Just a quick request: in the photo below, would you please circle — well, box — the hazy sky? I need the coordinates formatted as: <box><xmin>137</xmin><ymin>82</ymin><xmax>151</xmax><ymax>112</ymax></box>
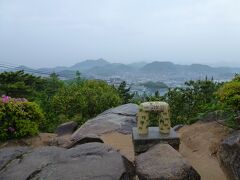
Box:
<box><xmin>1</xmin><ymin>0</ymin><xmax>240</xmax><ymax>68</ymax></box>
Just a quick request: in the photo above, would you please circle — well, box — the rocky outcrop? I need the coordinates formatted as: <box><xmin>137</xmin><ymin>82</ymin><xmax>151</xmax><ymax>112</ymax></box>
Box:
<box><xmin>173</xmin><ymin>124</ymin><xmax>184</xmax><ymax>131</ymax></box>
<box><xmin>99</xmin><ymin>103</ymin><xmax>139</xmax><ymax>116</ymax></box>
<box><xmin>56</xmin><ymin>121</ymin><xmax>78</xmax><ymax>136</ymax></box>
<box><xmin>66</xmin><ymin>134</ymin><xmax>104</xmax><ymax>149</ymax></box>
<box><xmin>71</xmin><ymin>103</ymin><xmax>138</xmax><ymax>141</ymax></box>
<box><xmin>50</xmin><ymin>135</ymin><xmax>72</xmax><ymax>148</ymax></box>
<box><xmin>135</xmin><ymin>144</ymin><xmax>201</xmax><ymax>180</ymax></box>
<box><xmin>0</xmin><ymin>146</ymin><xmax>31</xmax><ymax>171</ymax></box>
<box><xmin>218</xmin><ymin>130</ymin><xmax>240</xmax><ymax>180</ymax></box>
<box><xmin>0</xmin><ymin>143</ymin><xmax>135</xmax><ymax>180</ymax></box>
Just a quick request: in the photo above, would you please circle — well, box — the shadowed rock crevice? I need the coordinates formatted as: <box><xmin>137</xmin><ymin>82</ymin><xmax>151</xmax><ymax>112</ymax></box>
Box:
<box><xmin>26</xmin><ymin>163</ymin><xmax>51</xmax><ymax>180</ymax></box>
<box><xmin>0</xmin><ymin>147</ymin><xmax>31</xmax><ymax>173</ymax></box>
<box><xmin>67</xmin><ymin>134</ymin><xmax>104</xmax><ymax>149</ymax></box>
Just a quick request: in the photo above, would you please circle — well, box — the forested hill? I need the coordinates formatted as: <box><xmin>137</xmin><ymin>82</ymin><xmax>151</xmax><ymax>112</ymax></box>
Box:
<box><xmin>1</xmin><ymin>59</ymin><xmax>239</xmax><ymax>81</ymax></box>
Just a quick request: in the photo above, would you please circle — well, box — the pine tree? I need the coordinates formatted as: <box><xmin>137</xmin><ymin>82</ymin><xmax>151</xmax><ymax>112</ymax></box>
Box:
<box><xmin>117</xmin><ymin>81</ymin><xmax>134</xmax><ymax>103</ymax></box>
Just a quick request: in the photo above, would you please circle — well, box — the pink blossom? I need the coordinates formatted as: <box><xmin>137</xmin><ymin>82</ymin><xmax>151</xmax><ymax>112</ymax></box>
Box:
<box><xmin>1</xmin><ymin>96</ymin><xmax>28</xmax><ymax>103</ymax></box>
<box><xmin>2</xmin><ymin>95</ymin><xmax>10</xmax><ymax>103</ymax></box>
<box><xmin>8</xmin><ymin>127</ymin><xmax>15</xmax><ymax>133</ymax></box>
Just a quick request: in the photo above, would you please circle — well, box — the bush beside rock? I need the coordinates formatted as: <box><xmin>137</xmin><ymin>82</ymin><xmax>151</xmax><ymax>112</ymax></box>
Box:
<box><xmin>0</xmin><ymin>96</ymin><xmax>44</xmax><ymax>141</ymax></box>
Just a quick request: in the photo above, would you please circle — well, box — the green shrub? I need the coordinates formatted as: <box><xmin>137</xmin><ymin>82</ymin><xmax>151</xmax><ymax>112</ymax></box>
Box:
<box><xmin>52</xmin><ymin>80</ymin><xmax>122</xmax><ymax>119</ymax></box>
<box><xmin>217</xmin><ymin>80</ymin><xmax>240</xmax><ymax>111</ymax></box>
<box><xmin>0</xmin><ymin>96</ymin><xmax>44</xmax><ymax>140</ymax></box>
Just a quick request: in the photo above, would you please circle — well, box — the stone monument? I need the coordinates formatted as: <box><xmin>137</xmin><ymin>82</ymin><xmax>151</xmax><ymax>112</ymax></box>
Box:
<box><xmin>132</xmin><ymin>101</ymin><xmax>180</xmax><ymax>154</ymax></box>
<box><xmin>137</xmin><ymin>101</ymin><xmax>171</xmax><ymax>134</ymax></box>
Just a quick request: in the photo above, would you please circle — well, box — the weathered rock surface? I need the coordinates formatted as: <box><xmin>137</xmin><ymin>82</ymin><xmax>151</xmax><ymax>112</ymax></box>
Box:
<box><xmin>0</xmin><ymin>142</ymin><xmax>135</xmax><ymax>180</ymax></box>
<box><xmin>100</xmin><ymin>103</ymin><xmax>139</xmax><ymax>116</ymax></box>
<box><xmin>218</xmin><ymin>130</ymin><xmax>240</xmax><ymax>180</ymax></box>
<box><xmin>50</xmin><ymin>135</ymin><xmax>72</xmax><ymax>148</ymax></box>
<box><xmin>136</xmin><ymin>144</ymin><xmax>201</xmax><ymax>180</ymax></box>
<box><xmin>67</xmin><ymin>134</ymin><xmax>104</xmax><ymax>148</ymax></box>
<box><xmin>0</xmin><ymin>146</ymin><xmax>31</xmax><ymax>171</ymax></box>
<box><xmin>56</xmin><ymin>121</ymin><xmax>78</xmax><ymax>136</ymax></box>
<box><xmin>173</xmin><ymin>124</ymin><xmax>184</xmax><ymax>131</ymax></box>
<box><xmin>72</xmin><ymin>103</ymin><xmax>138</xmax><ymax>141</ymax></box>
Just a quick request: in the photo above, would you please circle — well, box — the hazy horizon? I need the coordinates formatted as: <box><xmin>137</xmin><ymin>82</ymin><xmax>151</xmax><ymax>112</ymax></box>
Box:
<box><xmin>1</xmin><ymin>0</ymin><xmax>240</xmax><ymax>68</ymax></box>
<box><xmin>1</xmin><ymin>58</ymin><xmax>240</xmax><ymax>70</ymax></box>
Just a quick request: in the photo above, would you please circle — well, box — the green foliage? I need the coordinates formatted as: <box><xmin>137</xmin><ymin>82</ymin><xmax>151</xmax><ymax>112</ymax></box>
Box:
<box><xmin>233</xmin><ymin>73</ymin><xmax>240</xmax><ymax>81</ymax></box>
<box><xmin>215</xmin><ymin>74</ymin><xmax>240</xmax><ymax>128</ymax></box>
<box><xmin>52</xmin><ymin>85</ymin><xmax>85</xmax><ymax>118</ymax></box>
<box><xmin>129</xmin><ymin>76</ymin><xmax>239</xmax><ymax>128</ymax></box>
<box><xmin>34</xmin><ymin>73</ymin><xmax>65</xmax><ymax>132</ymax></box>
<box><xmin>51</xmin><ymin>80</ymin><xmax>122</xmax><ymax>126</ymax></box>
<box><xmin>0</xmin><ymin>71</ymin><xmax>125</xmax><ymax>133</ymax></box>
<box><xmin>0</xmin><ymin>71</ymin><xmax>45</xmax><ymax>100</ymax></box>
<box><xmin>65</xmin><ymin>71</ymin><xmax>84</xmax><ymax>86</ymax></box>
<box><xmin>217</xmin><ymin>79</ymin><xmax>240</xmax><ymax>111</ymax></box>
<box><xmin>133</xmin><ymin>78</ymin><xmax>222</xmax><ymax>126</ymax></box>
<box><xmin>117</xmin><ymin>81</ymin><xmax>134</xmax><ymax>103</ymax></box>
<box><xmin>130</xmin><ymin>90</ymin><xmax>164</xmax><ymax>105</ymax></box>
<box><xmin>1</xmin><ymin>70</ymin><xmax>239</xmax><ymax>136</ymax></box>
<box><xmin>163</xmin><ymin>79</ymin><xmax>220</xmax><ymax>126</ymax></box>
<box><xmin>148</xmin><ymin>112</ymin><xmax>160</xmax><ymax>127</ymax></box>
<box><xmin>0</xmin><ymin>97</ymin><xmax>44</xmax><ymax>140</ymax></box>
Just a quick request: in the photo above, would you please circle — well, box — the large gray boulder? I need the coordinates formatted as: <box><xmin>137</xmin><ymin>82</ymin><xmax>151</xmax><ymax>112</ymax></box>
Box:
<box><xmin>218</xmin><ymin>130</ymin><xmax>240</xmax><ymax>180</ymax></box>
<box><xmin>66</xmin><ymin>133</ymin><xmax>104</xmax><ymax>148</ymax></box>
<box><xmin>56</xmin><ymin>121</ymin><xmax>78</xmax><ymax>136</ymax></box>
<box><xmin>100</xmin><ymin>103</ymin><xmax>139</xmax><ymax>116</ymax></box>
<box><xmin>0</xmin><ymin>143</ymin><xmax>135</xmax><ymax>180</ymax></box>
<box><xmin>0</xmin><ymin>146</ymin><xmax>31</xmax><ymax>171</ymax></box>
<box><xmin>135</xmin><ymin>144</ymin><xmax>200</xmax><ymax>180</ymax></box>
<box><xmin>71</xmin><ymin>103</ymin><xmax>138</xmax><ymax>141</ymax></box>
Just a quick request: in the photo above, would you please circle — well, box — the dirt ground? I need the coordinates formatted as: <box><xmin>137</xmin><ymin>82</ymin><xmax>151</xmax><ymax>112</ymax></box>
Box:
<box><xmin>101</xmin><ymin>132</ymin><xmax>135</xmax><ymax>162</ymax></box>
<box><xmin>178</xmin><ymin>121</ymin><xmax>230</xmax><ymax>180</ymax></box>
<box><xmin>0</xmin><ymin>133</ymin><xmax>57</xmax><ymax>148</ymax></box>
<box><xmin>102</xmin><ymin>121</ymin><xmax>231</xmax><ymax>180</ymax></box>
<box><xmin>0</xmin><ymin>121</ymin><xmax>231</xmax><ymax>180</ymax></box>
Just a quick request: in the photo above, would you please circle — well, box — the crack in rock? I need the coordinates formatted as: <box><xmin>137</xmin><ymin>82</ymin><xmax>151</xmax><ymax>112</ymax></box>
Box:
<box><xmin>0</xmin><ymin>151</ymin><xmax>30</xmax><ymax>173</ymax></box>
<box><xmin>26</xmin><ymin>163</ymin><xmax>51</xmax><ymax>180</ymax></box>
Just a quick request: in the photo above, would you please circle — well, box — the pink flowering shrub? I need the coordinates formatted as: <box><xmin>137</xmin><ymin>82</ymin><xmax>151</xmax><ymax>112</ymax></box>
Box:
<box><xmin>0</xmin><ymin>95</ymin><xmax>44</xmax><ymax>140</ymax></box>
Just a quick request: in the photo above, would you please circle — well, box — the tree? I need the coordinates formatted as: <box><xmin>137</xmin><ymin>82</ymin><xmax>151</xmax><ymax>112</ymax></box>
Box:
<box><xmin>0</xmin><ymin>71</ymin><xmax>45</xmax><ymax>100</ymax></box>
<box><xmin>217</xmin><ymin>79</ymin><xmax>240</xmax><ymax>111</ymax></box>
<box><xmin>117</xmin><ymin>81</ymin><xmax>134</xmax><ymax>103</ymax></box>
<box><xmin>52</xmin><ymin>80</ymin><xmax>122</xmax><ymax>120</ymax></box>
<box><xmin>162</xmin><ymin>79</ymin><xmax>220</xmax><ymax>125</ymax></box>
<box><xmin>75</xmin><ymin>71</ymin><xmax>82</xmax><ymax>85</ymax></box>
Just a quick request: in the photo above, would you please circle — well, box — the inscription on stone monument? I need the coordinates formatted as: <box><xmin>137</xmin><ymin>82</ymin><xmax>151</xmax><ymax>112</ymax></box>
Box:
<box><xmin>137</xmin><ymin>101</ymin><xmax>171</xmax><ymax>134</ymax></box>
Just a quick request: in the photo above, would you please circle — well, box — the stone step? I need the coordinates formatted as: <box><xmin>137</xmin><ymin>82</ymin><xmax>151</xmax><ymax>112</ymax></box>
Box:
<box><xmin>132</xmin><ymin>127</ymin><xmax>180</xmax><ymax>154</ymax></box>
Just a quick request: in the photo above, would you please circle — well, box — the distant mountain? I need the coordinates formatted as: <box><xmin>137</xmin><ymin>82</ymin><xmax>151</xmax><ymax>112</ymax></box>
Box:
<box><xmin>128</xmin><ymin>61</ymin><xmax>147</xmax><ymax>69</ymax></box>
<box><xmin>38</xmin><ymin>66</ymin><xmax>68</xmax><ymax>73</ymax></box>
<box><xmin>70</xmin><ymin>58</ymin><xmax>110</xmax><ymax>71</ymax></box>
<box><xmin>1</xmin><ymin>59</ymin><xmax>239</xmax><ymax>84</ymax></box>
<box><xmin>188</xmin><ymin>64</ymin><xmax>213</xmax><ymax>73</ymax></box>
<box><xmin>140</xmin><ymin>61</ymin><xmax>239</xmax><ymax>75</ymax></box>
<box><xmin>140</xmin><ymin>61</ymin><xmax>178</xmax><ymax>73</ymax></box>
<box><xmin>88</xmin><ymin>63</ymin><xmax>135</xmax><ymax>76</ymax></box>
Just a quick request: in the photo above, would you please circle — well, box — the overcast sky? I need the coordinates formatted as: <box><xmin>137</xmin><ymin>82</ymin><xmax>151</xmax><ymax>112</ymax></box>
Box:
<box><xmin>0</xmin><ymin>0</ymin><xmax>240</xmax><ymax>68</ymax></box>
